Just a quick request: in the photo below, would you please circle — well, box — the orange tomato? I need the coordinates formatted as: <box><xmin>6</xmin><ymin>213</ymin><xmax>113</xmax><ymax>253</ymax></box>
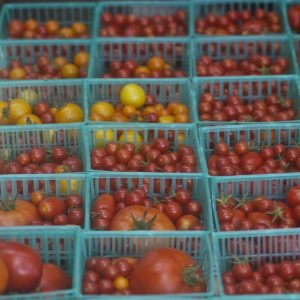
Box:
<box><xmin>90</xmin><ymin>113</ymin><xmax>106</xmax><ymax>122</ymax></box>
<box><xmin>142</xmin><ymin>106</ymin><xmax>157</xmax><ymax>116</ymax></box>
<box><xmin>16</xmin><ymin>114</ymin><xmax>42</xmax><ymax>125</ymax></box>
<box><xmin>122</xmin><ymin>105</ymin><xmax>137</xmax><ymax>118</ymax></box>
<box><xmin>134</xmin><ymin>66</ymin><xmax>150</xmax><ymax>77</ymax></box>
<box><xmin>71</xmin><ymin>22</ymin><xmax>88</xmax><ymax>36</ymax></box>
<box><xmin>114</xmin><ymin>276</ymin><xmax>129</xmax><ymax>291</ymax></box>
<box><xmin>111</xmin><ymin>112</ymin><xmax>128</xmax><ymax>122</ymax></box>
<box><xmin>147</xmin><ymin>56</ymin><xmax>165</xmax><ymax>71</ymax></box>
<box><xmin>0</xmin><ymin>258</ymin><xmax>8</xmax><ymax>294</ymax></box>
<box><xmin>175</xmin><ymin>114</ymin><xmax>189</xmax><ymax>123</ymax></box>
<box><xmin>9</xmin><ymin>67</ymin><xmax>26</xmax><ymax>80</ymax></box>
<box><xmin>60</xmin><ymin>64</ymin><xmax>78</xmax><ymax>78</ymax></box>
<box><xmin>45</xmin><ymin>20</ymin><xmax>60</xmax><ymax>35</ymax></box>
<box><xmin>115</xmin><ymin>104</ymin><xmax>123</xmax><ymax>112</ymax></box>
<box><xmin>167</xmin><ymin>101</ymin><xmax>180</xmax><ymax>114</ymax></box>
<box><xmin>90</xmin><ymin>101</ymin><xmax>115</xmax><ymax>121</ymax></box>
<box><xmin>54</xmin><ymin>103</ymin><xmax>84</xmax><ymax>123</ymax></box>
<box><xmin>155</xmin><ymin>103</ymin><xmax>164</xmax><ymax>112</ymax></box>
<box><xmin>73</xmin><ymin>51</ymin><xmax>89</xmax><ymax>68</ymax></box>
<box><xmin>159</xmin><ymin>115</ymin><xmax>175</xmax><ymax>123</ymax></box>
<box><xmin>58</xmin><ymin>27</ymin><xmax>74</xmax><ymax>38</ymax></box>
<box><xmin>177</xmin><ymin>131</ymin><xmax>186</xmax><ymax>145</ymax></box>
<box><xmin>25</xmin><ymin>19</ymin><xmax>39</xmax><ymax>31</ymax></box>
<box><xmin>158</xmin><ymin>109</ymin><xmax>169</xmax><ymax>116</ymax></box>
<box><xmin>163</xmin><ymin>63</ymin><xmax>173</xmax><ymax>70</ymax></box>
<box><xmin>173</xmin><ymin>104</ymin><xmax>188</xmax><ymax>115</ymax></box>
<box><xmin>54</xmin><ymin>56</ymin><xmax>68</xmax><ymax>69</ymax></box>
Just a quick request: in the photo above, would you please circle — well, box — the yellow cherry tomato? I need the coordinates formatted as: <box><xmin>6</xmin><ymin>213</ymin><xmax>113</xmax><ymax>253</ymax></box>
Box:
<box><xmin>159</xmin><ymin>115</ymin><xmax>175</xmax><ymax>123</ymax></box>
<box><xmin>54</xmin><ymin>103</ymin><xmax>84</xmax><ymax>123</ymax></box>
<box><xmin>0</xmin><ymin>101</ymin><xmax>9</xmax><ymax>125</ymax></box>
<box><xmin>8</xmin><ymin>98</ymin><xmax>32</xmax><ymax>124</ymax></box>
<box><xmin>173</xmin><ymin>104</ymin><xmax>188</xmax><ymax>115</ymax></box>
<box><xmin>114</xmin><ymin>276</ymin><xmax>129</xmax><ymax>291</ymax></box>
<box><xmin>118</xmin><ymin>130</ymin><xmax>143</xmax><ymax>144</ymax></box>
<box><xmin>59</xmin><ymin>179</ymin><xmax>79</xmax><ymax>194</ymax></box>
<box><xmin>120</xmin><ymin>84</ymin><xmax>146</xmax><ymax>108</ymax></box>
<box><xmin>73</xmin><ymin>51</ymin><xmax>90</xmax><ymax>67</ymax></box>
<box><xmin>16</xmin><ymin>114</ymin><xmax>42</xmax><ymax>125</ymax></box>
<box><xmin>177</xmin><ymin>131</ymin><xmax>186</xmax><ymax>145</ymax></box>
<box><xmin>95</xmin><ymin>129</ymin><xmax>114</xmax><ymax>147</ymax></box>
<box><xmin>90</xmin><ymin>101</ymin><xmax>115</xmax><ymax>121</ymax></box>
<box><xmin>60</xmin><ymin>63</ymin><xmax>78</xmax><ymax>78</ymax></box>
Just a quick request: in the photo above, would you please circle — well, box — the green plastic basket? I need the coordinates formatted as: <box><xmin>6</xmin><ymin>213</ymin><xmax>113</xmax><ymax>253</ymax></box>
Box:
<box><xmin>213</xmin><ymin>229</ymin><xmax>300</xmax><ymax>299</ymax></box>
<box><xmin>199</xmin><ymin>123</ymin><xmax>300</xmax><ymax>178</ymax></box>
<box><xmin>0</xmin><ymin>173</ymin><xmax>86</xmax><ymax>227</ymax></box>
<box><xmin>0</xmin><ymin>39</ymin><xmax>91</xmax><ymax>78</ymax></box>
<box><xmin>85</xmin><ymin>78</ymin><xmax>197</xmax><ymax>124</ymax></box>
<box><xmin>90</xmin><ymin>38</ymin><xmax>192</xmax><ymax>78</ymax></box>
<box><xmin>96</xmin><ymin>1</ymin><xmax>191</xmax><ymax>38</ymax></box>
<box><xmin>193</xmin><ymin>35</ymin><xmax>298</xmax><ymax>77</ymax></box>
<box><xmin>0</xmin><ymin>79</ymin><xmax>86</xmax><ymax>123</ymax></box>
<box><xmin>0</xmin><ymin>226</ymin><xmax>80</xmax><ymax>300</ymax></box>
<box><xmin>86</xmin><ymin>173</ymin><xmax>212</xmax><ymax>231</ymax></box>
<box><xmin>194</xmin><ymin>75</ymin><xmax>300</xmax><ymax>126</ymax></box>
<box><xmin>191</xmin><ymin>0</ymin><xmax>288</xmax><ymax>36</ymax></box>
<box><xmin>76</xmin><ymin>231</ymin><xmax>214</xmax><ymax>298</ymax></box>
<box><xmin>0</xmin><ymin>2</ymin><xmax>96</xmax><ymax>39</ymax></box>
<box><xmin>211</xmin><ymin>173</ymin><xmax>300</xmax><ymax>231</ymax></box>
<box><xmin>0</xmin><ymin>124</ymin><xmax>86</xmax><ymax>173</ymax></box>
<box><xmin>85</xmin><ymin>123</ymin><xmax>202</xmax><ymax>174</ymax></box>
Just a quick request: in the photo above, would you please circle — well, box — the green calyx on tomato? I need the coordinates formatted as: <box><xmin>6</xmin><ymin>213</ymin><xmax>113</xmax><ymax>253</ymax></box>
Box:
<box><xmin>130</xmin><ymin>209</ymin><xmax>157</xmax><ymax>230</ymax></box>
<box><xmin>182</xmin><ymin>264</ymin><xmax>206</xmax><ymax>287</ymax></box>
<box><xmin>0</xmin><ymin>194</ymin><xmax>18</xmax><ymax>211</ymax></box>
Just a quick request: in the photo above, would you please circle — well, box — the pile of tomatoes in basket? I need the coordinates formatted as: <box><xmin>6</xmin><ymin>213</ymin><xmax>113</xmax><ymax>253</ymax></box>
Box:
<box><xmin>83</xmin><ymin>247</ymin><xmax>206</xmax><ymax>295</ymax></box>
<box><xmin>102</xmin><ymin>56</ymin><xmax>186</xmax><ymax>78</ymax></box>
<box><xmin>99</xmin><ymin>10</ymin><xmax>187</xmax><ymax>37</ymax></box>
<box><xmin>90</xmin><ymin>187</ymin><xmax>204</xmax><ymax>231</ymax></box>
<box><xmin>216</xmin><ymin>185</ymin><xmax>300</xmax><ymax>231</ymax></box>
<box><xmin>90</xmin><ymin>83</ymin><xmax>189</xmax><ymax>123</ymax></box>
<box><xmin>8</xmin><ymin>19</ymin><xmax>89</xmax><ymax>39</ymax></box>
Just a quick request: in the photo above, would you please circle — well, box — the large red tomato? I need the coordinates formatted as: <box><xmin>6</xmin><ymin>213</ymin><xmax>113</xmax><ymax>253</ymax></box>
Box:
<box><xmin>129</xmin><ymin>248</ymin><xmax>206</xmax><ymax>294</ymax></box>
<box><xmin>287</xmin><ymin>186</ymin><xmax>300</xmax><ymax>207</ymax></box>
<box><xmin>0</xmin><ymin>241</ymin><xmax>42</xmax><ymax>293</ymax></box>
<box><xmin>0</xmin><ymin>199</ymin><xmax>40</xmax><ymax>226</ymax></box>
<box><xmin>39</xmin><ymin>263</ymin><xmax>71</xmax><ymax>292</ymax></box>
<box><xmin>110</xmin><ymin>205</ymin><xmax>175</xmax><ymax>230</ymax></box>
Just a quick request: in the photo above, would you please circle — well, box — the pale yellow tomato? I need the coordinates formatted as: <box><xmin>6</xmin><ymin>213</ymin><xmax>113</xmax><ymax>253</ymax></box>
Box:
<box><xmin>120</xmin><ymin>84</ymin><xmax>145</xmax><ymax>108</ymax></box>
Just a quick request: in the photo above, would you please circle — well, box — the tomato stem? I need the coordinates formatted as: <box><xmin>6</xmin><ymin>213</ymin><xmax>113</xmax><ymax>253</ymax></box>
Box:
<box><xmin>182</xmin><ymin>264</ymin><xmax>206</xmax><ymax>287</ymax></box>
<box><xmin>0</xmin><ymin>193</ymin><xmax>18</xmax><ymax>211</ymax></box>
<box><xmin>130</xmin><ymin>209</ymin><xmax>157</xmax><ymax>230</ymax></box>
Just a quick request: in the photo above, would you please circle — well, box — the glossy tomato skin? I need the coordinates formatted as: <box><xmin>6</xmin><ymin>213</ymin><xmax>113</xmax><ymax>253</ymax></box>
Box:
<box><xmin>39</xmin><ymin>263</ymin><xmax>71</xmax><ymax>292</ymax></box>
<box><xmin>130</xmin><ymin>248</ymin><xmax>206</xmax><ymax>294</ymax></box>
<box><xmin>0</xmin><ymin>241</ymin><xmax>43</xmax><ymax>293</ymax></box>
<box><xmin>287</xmin><ymin>186</ymin><xmax>300</xmax><ymax>207</ymax></box>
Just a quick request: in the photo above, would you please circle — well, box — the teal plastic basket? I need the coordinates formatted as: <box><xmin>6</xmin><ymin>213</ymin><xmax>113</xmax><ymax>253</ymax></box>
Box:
<box><xmin>0</xmin><ymin>79</ymin><xmax>86</xmax><ymax>123</ymax></box>
<box><xmin>194</xmin><ymin>75</ymin><xmax>300</xmax><ymax>126</ymax></box>
<box><xmin>90</xmin><ymin>38</ymin><xmax>191</xmax><ymax>78</ymax></box>
<box><xmin>192</xmin><ymin>0</ymin><xmax>288</xmax><ymax>36</ymax></box>
<box><xmin>0</xmin><ymin>226</ymin><xmax>80</xmax><ymax>300</ymax></box>
<box><xmin>85</xmin><ymin>123</ymin><xmax>202</xmax><ymax>174</ymax></box>
<box><xmin>193</xmin><ymin>35</ymin><xmax>298</xmax><ymax>77</ymax></box>
<box><xmin>76</xmin><ymin>231</ymin><xmax>214</xmax><ymax>298</ymax></box>
<box><xmin>85</xmin><ymin>78</ymin><xmax>197</xmax><ymax>124</ymax></box>
<box><xmin>86</xmin><ymin>173</ymin><xmax>212</xmax><ymax>231</ymax></box>
<box><xmin>0</xmin><ymin>3</ymin><xmax>96</xmax><ymax>39</ymax></box>
<box><xmin>0</xmin><ymin>40</ymin><xmax>91</xmax><ymax>78</ymax></box>
<box><xmin>211</xmin><ymin>173</ymin><xmax>300</xmax><ymax>231</ymax></box>
<box><xmin>96</xmin><ymin>1</ymin><xmax>191</xmax><ymax>38</ymax></box>
<box><xmin>213</xmin><ymin>229</ymin><xmax>300</xmax><ymax>299</ymax></box>
<box><xmin>0</xmin><ymin>173</ymin><xmax>86</xmax><ymax>228</ymax></box>
<box><xmin>0</xmin><ymin>124</ymin><xmax>86</xmax><ymax>173</ymax></box>
<box><xmin>199</xmin><ymin>123</ymin><xmax>300</xmax><ymax>177</ymax></box>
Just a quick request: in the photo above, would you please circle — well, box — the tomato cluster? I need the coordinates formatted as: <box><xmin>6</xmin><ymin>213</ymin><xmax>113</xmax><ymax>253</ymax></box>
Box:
<box><xmin>0</xmin><ymin>51</ymin><xmax>89</xmax><ymax>80</ymax></box>
<box><xmin>102</xmin><ymin>56</ymin><xmax>186</xmax><ymax>78</ymax></box>
<box><xmin>223</xmin><ymin>260</ymin><xmax>300</xmax><ymax>295</ymax></box>
<box><xmin>216</xmin><ymin>191</ymin><xmax>300</xmax><ymax>231</ymax></box>
<box><xmin>196</xmin><ymin>54</ymin><xmax>289</xmax><ymax>76</ymax></box>
<box><xmin>91</xmin><ymin>187</ymin><xmax>204</xmax><ymax>231</ymax></box>
<box><xmin>8</xmin><ymin>19</ymin><xmax>89</xmax><ymax>39</ymax></box>
<box><xmin>1</xmin><ymin>146</ymin><xmax>82</xmax><ymax>175</ymax></box>
<box><xmin>198</xmin><ymin>93</ymin><xmax>296</xmax><ymax>122</ymax></box>
<box><xmin>0</xmin><ymin>240</ymin><xmax>71</xmax><ymax>295</ymax></box>
<box><xmin>195</xmin><ymin>8</ymin><xmax>281</xmax><ymax>35</ymax></box>
<box><xmin>90</xmin><ymin>83</ymin><xmax>189</xmax><ymax>123</ymax></box>
<box><xmin>208</xmin><ymin>141</ymin><xmax>300</xmax><ymax>176</ymax></box>
<box><xmin>99</xmin><ymin>10</ymin><xmax>187</xmax><ymax>37</ymax></box>
<box><xmin>83</xmin><ymin>248</ymin><xmax>205</xmax><ymax>295</ymax></box>
<box><xmin>91</xmin><ymin>138</ymin><xmax>198</xmax><ymax>173</ymax></box>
